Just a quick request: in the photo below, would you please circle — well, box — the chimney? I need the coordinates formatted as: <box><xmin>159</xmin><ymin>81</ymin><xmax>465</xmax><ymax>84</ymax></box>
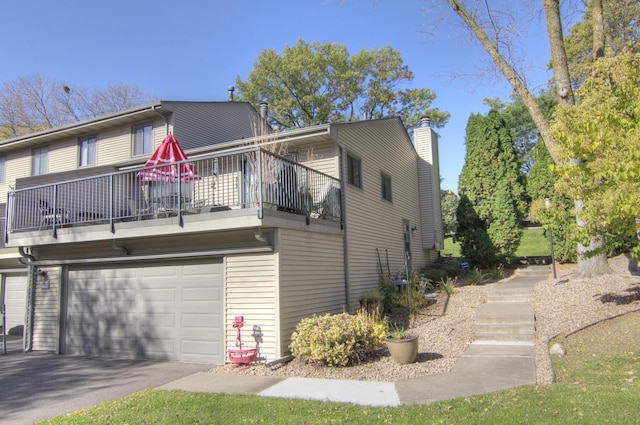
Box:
<box><xmin>420</xmin><ymin>115</ymin><xmax>431</xmax><ymax>128</ymax></box>
<box><xmin>259</xmin><ymin>102</ymin><xmax>268</xmax><ymax>120</ymax></box>
<box><xmin>227</xmin><ymin>86</ymin><xmax>235</xmax><ymax>101</ymax></box>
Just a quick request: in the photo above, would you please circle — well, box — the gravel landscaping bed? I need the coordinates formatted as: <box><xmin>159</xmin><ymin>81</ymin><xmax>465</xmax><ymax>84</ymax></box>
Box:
<box><xmin>211</xmin><ymin>254</ymin><xmax>640</xmax><ymax>384</ymax></box>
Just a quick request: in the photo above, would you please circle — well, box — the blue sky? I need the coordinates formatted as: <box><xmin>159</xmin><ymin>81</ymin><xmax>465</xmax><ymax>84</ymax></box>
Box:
<box><xmin>1</xmin><ymin>0</ymin><xmax>554</xmax><ymax>192</ymax></box>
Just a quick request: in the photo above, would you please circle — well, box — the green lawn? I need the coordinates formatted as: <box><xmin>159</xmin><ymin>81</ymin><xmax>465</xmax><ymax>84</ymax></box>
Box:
<box><xmin>39</xmin><ymin>312</ymin><xmax>640</xmax><ymax>425</ymax></box>
<box><xmin>442</xmin><ymin>227</ymin><xmax>551</xmax><ymax>258</ymax></box>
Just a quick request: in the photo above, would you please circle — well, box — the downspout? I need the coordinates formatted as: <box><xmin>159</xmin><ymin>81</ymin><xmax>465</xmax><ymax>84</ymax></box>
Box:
<box><xmin>152</xmin><ymin>104</ymin><xmax>170</xmax><ymax>135</ymax></box>
<box><xmin>18</xmin><ymin>247</ymin><xmax>36</xmax><ymax>352</ymax></box>
<box><xmin>338</xmin><ymin>146</ymin><xmax>351</xmax><ymax>310</ymax></box>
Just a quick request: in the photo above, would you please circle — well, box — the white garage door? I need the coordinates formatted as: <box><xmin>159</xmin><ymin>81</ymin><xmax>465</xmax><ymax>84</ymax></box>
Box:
<box><xmin>65</xmin><ymin>259</ymin><xmax>224</xmax><ymax>363</ymax></box>
<box><xmin>2</xmin><ymin>274</ymin><xmax>27</xmax><ymax>334</ymax></box>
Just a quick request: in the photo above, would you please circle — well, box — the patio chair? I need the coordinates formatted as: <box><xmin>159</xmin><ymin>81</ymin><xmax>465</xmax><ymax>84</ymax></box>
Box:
<box><xmin>39</xmin><ymin>200</ymin><xmax>67</xmax><ymax>229</ymax></box>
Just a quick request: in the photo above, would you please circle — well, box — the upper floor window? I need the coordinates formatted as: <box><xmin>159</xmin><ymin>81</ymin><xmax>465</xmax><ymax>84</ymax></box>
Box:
<box><xmin>79</xmin><ymin>136</ymin><xmax>97</xmax><ymax>167</ymax></box>
<box><xmin>133</xmin><ymin>124</ymin><xmax>153</xmax><ymax>156</ymax></box>
<box><xmin>32</xmin><ymin>146</ymin><xmax>49</xmax><ymax>176</ymax></box>
<box><xmin>347</xmin><ymin>153</ymin><xmax>362</xmax><ymax>188</ymax></box>
<box><xmin>0</xmin><ymin>157</ymin><xmax>5</xmax><ymax>183</ymax></box>
<box><xmin>381</xmin><ymin>173</ymin><xmax>392</xmax><ymax>202</ymax></box>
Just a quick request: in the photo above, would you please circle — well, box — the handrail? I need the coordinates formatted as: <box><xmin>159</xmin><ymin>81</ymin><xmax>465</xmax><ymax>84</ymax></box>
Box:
<box><xmin>5</xmin><ymin>148</ymin><xmax>341</xmax><ymax>237</ymax></box>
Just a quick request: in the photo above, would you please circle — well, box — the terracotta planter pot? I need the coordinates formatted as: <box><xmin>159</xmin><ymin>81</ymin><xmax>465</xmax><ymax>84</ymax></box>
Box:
<box><xmin>386</xmin><ymin>334</ymin><xmax>419</xmax><ymax>364</ymax></box>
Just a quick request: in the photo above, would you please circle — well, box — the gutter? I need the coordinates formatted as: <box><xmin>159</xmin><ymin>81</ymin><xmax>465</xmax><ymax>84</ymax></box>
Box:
<box><xmin>18</xmin><ymin>247</ymin><xmax>36</xmax><ymax>352</ymax></box>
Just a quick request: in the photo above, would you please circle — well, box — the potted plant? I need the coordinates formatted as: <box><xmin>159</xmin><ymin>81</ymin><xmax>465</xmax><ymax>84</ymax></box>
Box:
<box><xmin>386</xmin><ymin>324</ymin><xmax>419</xmax><ymax>364</ymax></box>
<box><xmin>359</xmin><ymin>290</ymin><xmax>384</xmax><ymax>319</ymax></box>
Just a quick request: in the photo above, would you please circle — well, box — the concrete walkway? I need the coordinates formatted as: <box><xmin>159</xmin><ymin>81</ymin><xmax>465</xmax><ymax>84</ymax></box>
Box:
<box><xmin>159</xmin><ymin>266</ymin><xmax>549</xmax><ymax>406</ymax></box>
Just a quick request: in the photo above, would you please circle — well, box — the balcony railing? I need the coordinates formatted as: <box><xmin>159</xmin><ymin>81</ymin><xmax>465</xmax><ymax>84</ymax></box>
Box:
<box><xmin>5</xmin><ymin>148</ymin><xmax>341</xmax><ymax>236</ymax></box>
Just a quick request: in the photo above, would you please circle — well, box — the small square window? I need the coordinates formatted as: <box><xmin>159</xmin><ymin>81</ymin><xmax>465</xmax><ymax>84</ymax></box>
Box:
<box><xmin>79</xmin><ymin>136</ymin><xmax>97</xmax><ymax>166</ymax></box>
<box><xmin>133</xmin><ymin>124</ymin><xmax>153</xmax><ymax>156</ymax></box>
<box><xmin>381</xmin><ymin>173</ymin><xmax>392</xmax><ymax>202</ymax></box>
<box><xmin>347</xmin><ymin>153</ymin><xmax>362</xmax><ymax>188</ymax></box>
<box><xmin>32</xmin><ymin>146</ymin><xmax>49</xmax><ymax>176</ymax></box>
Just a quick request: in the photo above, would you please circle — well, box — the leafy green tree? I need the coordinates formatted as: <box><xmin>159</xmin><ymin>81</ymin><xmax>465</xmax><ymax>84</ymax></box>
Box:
<box><xmin>441</xmin><ymin>190</ymin><xmax>459</xmax><ymax>236</ymax></box>
<box><xmin>551</xmin><ymin>51</ymin><xmax>640</xmax><ymax>259</ymax></box>
<box><xmin>235</xmin><ymin>40</ymin><xmax>450</xmax><ymax>130</ymax></box>
<box><xmin>563</xmin><ymin>0</ymin><xmax>640</xmax><ymax>87</ymax></box>
<box><xmin>457</xmin><ymin>110</ymin><xmax>526</xmax><ymax>267</ymax></box>
<box><xmin>485</xmin><ymin>91</ymin><xmax>558</xmax><ymax>173</ymax></box>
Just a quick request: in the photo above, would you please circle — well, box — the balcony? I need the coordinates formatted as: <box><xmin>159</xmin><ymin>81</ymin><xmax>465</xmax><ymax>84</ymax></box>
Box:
<box><xmin>5</xmin><ymin>148</ymin><xmax>341</xmax><ymax>245</ymax></box>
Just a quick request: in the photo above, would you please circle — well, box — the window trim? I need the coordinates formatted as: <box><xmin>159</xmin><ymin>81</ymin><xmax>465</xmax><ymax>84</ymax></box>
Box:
<box><xmin>132</xmin><ymin>123</ymin><xmax>154</xmax><ymax>157</ymax></box>
<box><xmin>381</xmin><ymin>172</ymin><xmax>392</xmax><ymax>202</ymax></box>
<box><xmin>79</xmin><ymin>135</ymin><xmax>97</xmax><ymax>167</ymax></box>
<box><xmin>346</xmin><ymin>153</ymin><xmax>362</xmax><ymax>189</ymax></box>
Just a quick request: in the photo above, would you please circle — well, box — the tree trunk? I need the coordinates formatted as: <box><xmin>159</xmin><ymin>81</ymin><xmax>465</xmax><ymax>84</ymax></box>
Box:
<box><xmin>575</xmin><ymin>200</ymin><xmax>611</xmax><ymax>277</ymax></box>
<box><xmin>591</xmin><ymin>0</ymin><xmax>605</xmax><ymax>59</ymax></box>
<box><xmin>446</xmin><ymin>0</ymin><xmax>611</xmax><ymax>276</ymax></box>
<box><xmin>543</xmin><ymin>0</ymin><xmax>609</xmax><ymax>276</ymax></box>
<box><xmin>543</xmin><ymin>0</ymin><xmax>575</xmax><ymax>105</ymax></box>
<box><xmin>445</xmin><ymin>0</ymin><xmax>560</xmax><ymax>164</ymax></box>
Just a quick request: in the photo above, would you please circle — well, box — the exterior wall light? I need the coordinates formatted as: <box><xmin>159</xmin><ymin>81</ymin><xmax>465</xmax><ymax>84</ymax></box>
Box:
<box><xmin>35</xmin><ymin>268</ymin><xmax>50</xmax><ymax>289</ymax></box>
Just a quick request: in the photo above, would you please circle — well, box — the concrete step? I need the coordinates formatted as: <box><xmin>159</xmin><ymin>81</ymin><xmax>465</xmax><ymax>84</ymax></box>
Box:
<box><xmin>515</xmin><ymin>267</ymin><xmax>549</xmax><ymax>277</ymax></box>
<box><xmin>487</xmin><ymin>293</ymin><xmax>532</xmax><ymax>303</ymax></box>
<box><xmin>473</xmin><ymin>331</ymin><xmax>535</xmax><ymax>344</ymax></box>
<box><xmin>475</xmin><ymin>303</ymin><xmax>534</xmax><ymax>323</ymax></box>
<box><xmin>474</xmin><ymin>322</ymin><xmax>534</xmax><ymax>334</ymax></box>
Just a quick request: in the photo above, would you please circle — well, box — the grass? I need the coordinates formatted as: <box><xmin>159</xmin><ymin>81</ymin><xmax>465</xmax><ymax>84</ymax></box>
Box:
<box><xmin>39</xmin><ymin>312</ymin><xmax>640</xmax><ymax>424</ymax></box>
<box><xmin>442</xmin><ymin>227</ymin><xmax>551</xmax><ymax>258</ymax></box>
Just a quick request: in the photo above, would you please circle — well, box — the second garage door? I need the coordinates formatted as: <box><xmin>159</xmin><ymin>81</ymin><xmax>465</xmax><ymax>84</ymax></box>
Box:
<box><xmin>65</xmin><ymin>259</ymin><xmax>224</xmax><ymax>363</ymax></box>
<box><xmin>2</xmin><ymin>273</ymin><xmax>27</xmax><ymax>335</ymax></box>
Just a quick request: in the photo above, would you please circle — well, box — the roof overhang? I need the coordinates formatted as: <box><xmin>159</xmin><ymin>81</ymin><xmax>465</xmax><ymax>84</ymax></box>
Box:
<box><xmin>0</xmin><ymin>101</ymin><xmax>169</xmax><ymax>153</ymax></box>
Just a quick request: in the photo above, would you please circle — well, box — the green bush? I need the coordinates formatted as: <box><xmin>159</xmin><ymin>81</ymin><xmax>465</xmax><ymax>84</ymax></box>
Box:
<box><xmin>420</xmin><ymin>268</ymin><xmax>448</xmax><ymax>285</ymax></box>
<box><xmin>289</xmin><ymin>311</ymin><xmax>387</xmax><ymax>367</ymax></box>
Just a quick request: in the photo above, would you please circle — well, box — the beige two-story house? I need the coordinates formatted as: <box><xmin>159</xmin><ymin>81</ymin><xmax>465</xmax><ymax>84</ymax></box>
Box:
<box><xmin>2</xmin><ymin>100</ymin><xmax>443</xmax><ymax>364</ymax></box>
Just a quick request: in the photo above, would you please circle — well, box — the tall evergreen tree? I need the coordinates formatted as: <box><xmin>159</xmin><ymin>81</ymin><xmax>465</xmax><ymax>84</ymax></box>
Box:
<box><xmin>457</xmin><ymin>109</ymin><xmax>526</xmax><ymax>267</ymax></box>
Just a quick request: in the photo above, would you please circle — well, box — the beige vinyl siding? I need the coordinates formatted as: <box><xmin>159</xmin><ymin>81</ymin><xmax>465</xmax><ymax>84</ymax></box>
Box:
<box><xmin>297</xmin><ymin>141</ymin><xmax>340</xmax><ymax>178</ymax></box>
<box><xmin>337</xmin><ymin>120</ymin><xmax>432</xmax><ymax>310</ymax></box>
<box><xmin>226</xmin><ymin>253</ymin><xmax>277</xmax><ymax>361</ymax></box>
<box><xmin>169</xmin><ymin>102</ymin><xmax>259</xmax><ymax>150</ymax></box>
<box><xmin>277</xmin><ymin>228</ymin><xmax>345</xmax><ymax>356</ymax></box>
<box><xmin>31</xmin><ymin>267</ymin><xmax>60</xmax><ymax>352</ymax></box>
<box><xmin>48</xmin><ymin>138</ymin><xmax>78</xmax><ymax>174</ymax></box>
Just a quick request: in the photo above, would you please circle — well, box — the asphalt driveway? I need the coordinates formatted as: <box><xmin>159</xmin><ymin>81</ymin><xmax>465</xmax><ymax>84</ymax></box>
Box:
<box><xmin>0</xmin><ymin>336</ymin><xmax>212</xmax><ymax>425</ymax></box>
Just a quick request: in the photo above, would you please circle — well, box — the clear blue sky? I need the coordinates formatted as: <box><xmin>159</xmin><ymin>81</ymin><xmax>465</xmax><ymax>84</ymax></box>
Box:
<box><xmin>1</xmin><ymin>0</ymin><xmax>553</xmax><ymax>192</ymax></box>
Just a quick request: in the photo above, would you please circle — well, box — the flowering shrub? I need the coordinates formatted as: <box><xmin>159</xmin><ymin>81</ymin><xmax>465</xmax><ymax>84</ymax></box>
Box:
<box><xmin>289</xmin><ymin>311</ymin><xmax>387</xmax><ymax>367</ymax></box>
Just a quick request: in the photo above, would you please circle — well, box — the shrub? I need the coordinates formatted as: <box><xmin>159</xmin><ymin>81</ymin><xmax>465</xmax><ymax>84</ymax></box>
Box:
<box><xmin>439</xmin><ymin>276</ymin><xmax>457</xmax><ymax>294</ymax></box>
<box><xmin>485</xmin><ymin>265</ymin><xmax>505</xmax><ymax>280</ymax></box>
<box><xmin>420</xmin><ymin>268</ymin><xmax>448</xmax><ymax>285</ymax></box>
<box><xmin>466</xmin><ymin>267</ymin><xmax>485</xmax><ymax>285</ymax></box>
<box><xmin>289</xmin><ymin>311</ymin><xmax>387</xmax><ymax>367</ymax></box>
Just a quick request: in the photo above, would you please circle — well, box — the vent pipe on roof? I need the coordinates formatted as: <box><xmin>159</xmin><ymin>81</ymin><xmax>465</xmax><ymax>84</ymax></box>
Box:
<box><xmin>260</xmin><ymin>102</ymin><xmax>268</xmax><ymax>120</ymax></box>
<box><xmin>227</xmin><ymin>86</ymin><xmax>235</xmax><ymax>101</ymax></box>
<box><xmin>420</xmin><ymin>116</ymin><xmax>431</xmax><ymax>128</ymax></box>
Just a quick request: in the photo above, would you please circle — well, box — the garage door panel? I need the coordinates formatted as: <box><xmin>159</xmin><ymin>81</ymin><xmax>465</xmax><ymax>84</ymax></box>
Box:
<box><xmin>142</xmin><ymin>287</ymin><xmax>177</xmax><ymax>302</ymax></box>
<box><xmin>66</xmin><ymin>260</ymin><xmax>224</xmax><ymax>363</ymax></box>
<box><xmin>141</xmin><ymin>313</ymin><xmax>177</xmax><ymax>327</ymax></box>
<box><xmin>3</xmin><ymin>274</ymin><xmax>27</xmax><ymax>333</ymax></box>
<box><xmin>182</xmin><ymin>286</ymin><xmax>221</xmax><ymax>302</ymax></box>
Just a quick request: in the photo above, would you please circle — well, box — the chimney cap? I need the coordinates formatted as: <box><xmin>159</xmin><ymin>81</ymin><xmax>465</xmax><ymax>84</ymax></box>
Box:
<box><xmin>420</xmin><ymin>116</ymin><xmax>431</xmax><ymax>128</ymax></box>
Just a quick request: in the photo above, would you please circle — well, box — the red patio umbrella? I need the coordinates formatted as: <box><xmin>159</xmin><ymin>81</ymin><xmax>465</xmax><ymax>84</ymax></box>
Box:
<box><xmin>137</xmin><ymin>133</ymin><xmax>201</xmax><ymax>182</ymax></box>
